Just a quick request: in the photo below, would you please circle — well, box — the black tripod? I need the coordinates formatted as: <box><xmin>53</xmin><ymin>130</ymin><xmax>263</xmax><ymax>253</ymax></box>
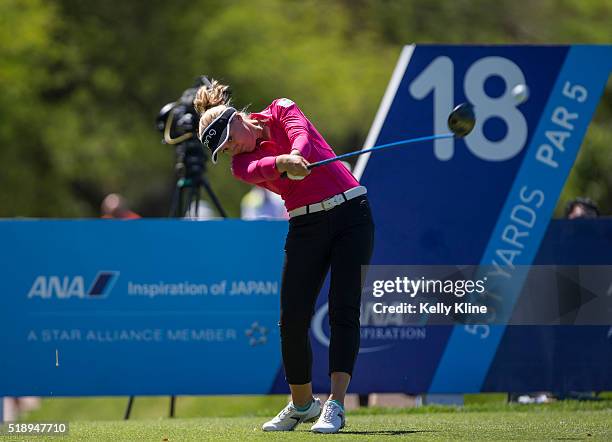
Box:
<box><xmin>168</xmin><ymin>139</ymin><xmax>227</xmax><ymax>218</ymax></box>
<box><xmin>124</xmin><ymin>140</ymin><xmax>226</xmax><ymax>420</ymax></box>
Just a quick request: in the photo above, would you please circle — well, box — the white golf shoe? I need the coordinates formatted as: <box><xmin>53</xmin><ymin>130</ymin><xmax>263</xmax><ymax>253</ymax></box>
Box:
<box><xmin>311</xmin><ymin>400</ymin><xmax>345</xmax><ymax>433</ymax></box>
<box><xmin>261</xmin><ymin>397</ymin><xmax>322</xmax><ymax>431</ymax></box>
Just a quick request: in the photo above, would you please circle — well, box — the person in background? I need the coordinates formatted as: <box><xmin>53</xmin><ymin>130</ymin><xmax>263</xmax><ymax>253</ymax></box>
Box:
<box><xmin>556</xmin><ymin>196</ymin><xmax>601</xmax><ymax>401</ymax></box>
<box><xmin>1</xmin><ymin>397</ymin><xmax>41</xmax><ymax>422</ymax></box>
<box><xmin>565</xmin><ymin>197</ymin><xmax>600</xmax><ymax>219</ymax></box>
<box><xmin>241</xmin><ymin>187</ymin><xmax>289</xmax><ymax>220</ymax></box>
<box><xmin>100</xmin><ymin>193</ymin><xmax>141</xmax><ymax>219</ymax></box>
<box><xmin>513</xmin><ymin>197</ymin><xmax>602</xmax><ymax>404</ymax></box>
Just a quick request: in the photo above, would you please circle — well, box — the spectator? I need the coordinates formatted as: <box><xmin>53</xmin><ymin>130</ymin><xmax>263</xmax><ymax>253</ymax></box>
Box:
<box><xmin>565</xmin><ymin>197</ymin><xmax>600</xmax><ymax>219</ymax></box>
<box><xmin>2</xmin><ymin>397</ymin><xmax>41</xmax><ymax>422</ymax></box>
<box><xmin>241</xmin><ymin>187</ymin><xmax>288</xmax><ymax>220</ymax></box>
<box><xmin>556</xmin><ymin>196</ymin><xmax>600</xmax><ymax>400</ymax></box>
<box><xmin>100</xmin><ymin>193</ymin><xmax>141</xmax><ymax>219</ymax></box>
<box><xmin>511</xmin><ymin>197</ymin><xmax>602</xmax><ymax>404</ymax></box>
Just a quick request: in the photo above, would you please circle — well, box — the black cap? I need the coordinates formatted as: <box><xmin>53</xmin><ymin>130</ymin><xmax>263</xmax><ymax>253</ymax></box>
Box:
<box><xmin>199</xmin><ymin>107</ymin><xmax>237</xmax><ymax>163</ymax></box>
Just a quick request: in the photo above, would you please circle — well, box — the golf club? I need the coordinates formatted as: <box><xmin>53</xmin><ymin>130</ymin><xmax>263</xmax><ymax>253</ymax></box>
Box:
<box><xmin>283</xmin><ymin>103</ymin><xmax>475</xmax><ymax>179</ymax></box>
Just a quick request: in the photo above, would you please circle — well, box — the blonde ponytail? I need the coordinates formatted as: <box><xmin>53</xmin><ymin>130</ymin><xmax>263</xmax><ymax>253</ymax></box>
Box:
<box><xmin>193</xmin><ymin>79</ymin><xmax>231</xmax><ymax>114</ymax></box>
<box><xmin>194</xmin><ymin>79</ymin><xmax>234</xmax><ymax>141</ymax></box>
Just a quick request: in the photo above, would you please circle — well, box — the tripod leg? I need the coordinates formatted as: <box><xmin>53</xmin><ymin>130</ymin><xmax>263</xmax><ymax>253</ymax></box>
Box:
<box><xmin>168</xmin><ymin>180</ymin><xmax>183</xmax><ymax>218</ymax></box>
<box><xmin>185</xmin><ymin>186</ymin><xmax>196</xmax><ymax>218</ymax></box>
<box><xmin>192</xmin><ymin>187</ymin><xmax>201</xmax><ymax>219</ymax></box>
<box><xmin>124</xmin><ymin>396</ymin><xmax>134</xmax><ymax>420</ymax></box>
<box><xmin>169</xmin><ymin>396</ymin><xmax>176</xmax><ymax>418</ymax></box>
<box><xmin>178</xmin><ymin>185</ymin><xmax>184</xmax><ymax>218</ymax></box>
<box><xmin>201</xmin><ymin>175</ymin><xmax>228</xmax><ymax>218</ymax></box>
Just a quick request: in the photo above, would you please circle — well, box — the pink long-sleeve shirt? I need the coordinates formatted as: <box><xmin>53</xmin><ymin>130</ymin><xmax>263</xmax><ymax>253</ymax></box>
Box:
<box><xmin>231</xmin><ymin>98</ymin><xmax>360</xmax><ymax>211</ymax></box>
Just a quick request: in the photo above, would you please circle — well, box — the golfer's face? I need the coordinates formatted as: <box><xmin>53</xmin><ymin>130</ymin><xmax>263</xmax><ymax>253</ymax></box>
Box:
<box><xmin>222</xmin><ymin>116</ymin><xmax>257</xmax><ymax>156</ymax></box>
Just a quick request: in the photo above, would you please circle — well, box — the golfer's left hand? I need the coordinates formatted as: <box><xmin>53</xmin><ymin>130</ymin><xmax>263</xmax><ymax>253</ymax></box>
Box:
<box><xmin>276</xmin><ymin>153</ymin><xmax>310</xmax><ymax>178</ymax></box>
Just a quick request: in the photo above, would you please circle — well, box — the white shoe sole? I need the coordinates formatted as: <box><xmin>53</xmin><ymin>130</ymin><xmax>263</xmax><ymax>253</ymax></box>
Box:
<box><xmin>261</xmin><ymin>406</ymin><xmax>321</xmax><ymax>431</ymax></box>
<box><xmin>311</xmin><ymin>421</ymin><xmax>345</xmax><ymax>433</ymax></box>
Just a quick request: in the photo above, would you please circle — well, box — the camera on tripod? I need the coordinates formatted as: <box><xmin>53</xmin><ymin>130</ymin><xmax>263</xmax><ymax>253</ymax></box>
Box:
<box><xmin>156</xmin><ymin>76</ymin><xmax>229</xmax><ymax>218</ymax></box>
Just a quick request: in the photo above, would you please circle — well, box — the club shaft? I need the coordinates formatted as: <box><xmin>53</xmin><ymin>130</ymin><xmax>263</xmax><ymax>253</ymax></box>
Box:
<box><xmin>307</xmin><ymin>132</ymin><xmax>455</xmax><ymax>169</ymax></box>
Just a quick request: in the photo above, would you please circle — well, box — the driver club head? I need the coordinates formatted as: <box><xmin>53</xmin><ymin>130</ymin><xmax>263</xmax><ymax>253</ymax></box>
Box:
<box><xmin>447</xmin><ymin>103</ymin><xmax>475</xmax><ymax>138</ymax></box>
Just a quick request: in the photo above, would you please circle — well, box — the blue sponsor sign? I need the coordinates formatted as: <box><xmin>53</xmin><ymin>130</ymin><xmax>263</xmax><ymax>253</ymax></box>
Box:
<box><xmin>0</xmin><ymin>220</ymin><xmax>287</xmax><ymax>396</ymax></box>
<box><xmin>1</xmin><ymin>223</ymin><xmax>611</xmax><ymax>396</ymax></box>
<box><xmin>299</xmin><ymin>44</ymin><xmax>612</xmax><ymax>394</ymax></box>
<box><xmin>430</xmin><ymin>45</ymin><xmax>612</xmax><ymax>393</ymax></box>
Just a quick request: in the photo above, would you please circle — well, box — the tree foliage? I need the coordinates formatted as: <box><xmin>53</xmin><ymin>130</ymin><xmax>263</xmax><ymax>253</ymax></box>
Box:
<box><xmin>0</xmin><ymin>0</ymin><xmax>610</xmax><ymax>217</ymax></box>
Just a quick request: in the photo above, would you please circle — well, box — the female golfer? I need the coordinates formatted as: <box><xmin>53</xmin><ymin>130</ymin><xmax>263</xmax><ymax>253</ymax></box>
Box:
<box><xmin>194</xmin><ymin>80</ymin><xmax>374</xmax><ymax>434</ymax></box>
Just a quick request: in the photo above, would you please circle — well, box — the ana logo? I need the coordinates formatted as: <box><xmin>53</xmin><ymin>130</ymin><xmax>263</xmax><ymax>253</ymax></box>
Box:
<box><xmin>202</xmin><ymin>128</ymin><xmax>216</xmax><ymax>148</ymax></box>
<box><xmin>27</xmin><ymin>271</ymin><xmax>119</xmax><ymax>299</ymax></box>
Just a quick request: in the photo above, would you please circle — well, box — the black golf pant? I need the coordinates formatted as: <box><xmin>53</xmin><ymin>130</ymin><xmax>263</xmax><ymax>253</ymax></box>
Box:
<box><xmin>279</xmin><ymin>195</ymin><xmax>375</xmax><ymax>384</ymax></box>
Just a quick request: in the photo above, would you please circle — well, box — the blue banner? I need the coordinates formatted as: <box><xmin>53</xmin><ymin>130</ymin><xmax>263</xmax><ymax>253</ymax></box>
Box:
<box><xmin>430</xmin><ymin>45</ymin><xmax>612</xmax><ymax>392</ymax></box>
<box><xmin>304</xmin><ymin>44</ymin><xmax>612</xmax><ymax>394</ymax></box>
<box><xmin>0</xmin><ymin>220</ymin><xmax>286</xmax><ymax>396</ymax></box>
<box><xmin>1</xmin><ymin>220</ymin><xmax>612</xmax><ymax>396</ymax></box>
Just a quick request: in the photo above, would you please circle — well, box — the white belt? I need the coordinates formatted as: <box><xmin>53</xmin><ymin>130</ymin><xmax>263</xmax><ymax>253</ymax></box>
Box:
<box><xmin>288</xmin><ymin>186</ymin><xmax>367</xmax><ymax>218</ymax></box>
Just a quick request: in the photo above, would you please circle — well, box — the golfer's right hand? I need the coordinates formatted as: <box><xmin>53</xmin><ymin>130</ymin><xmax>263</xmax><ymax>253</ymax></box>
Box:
<box><xmin>276</xmin><ymin>154</ymin><xmax>311</xmax><ymax>178</ymax></box>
